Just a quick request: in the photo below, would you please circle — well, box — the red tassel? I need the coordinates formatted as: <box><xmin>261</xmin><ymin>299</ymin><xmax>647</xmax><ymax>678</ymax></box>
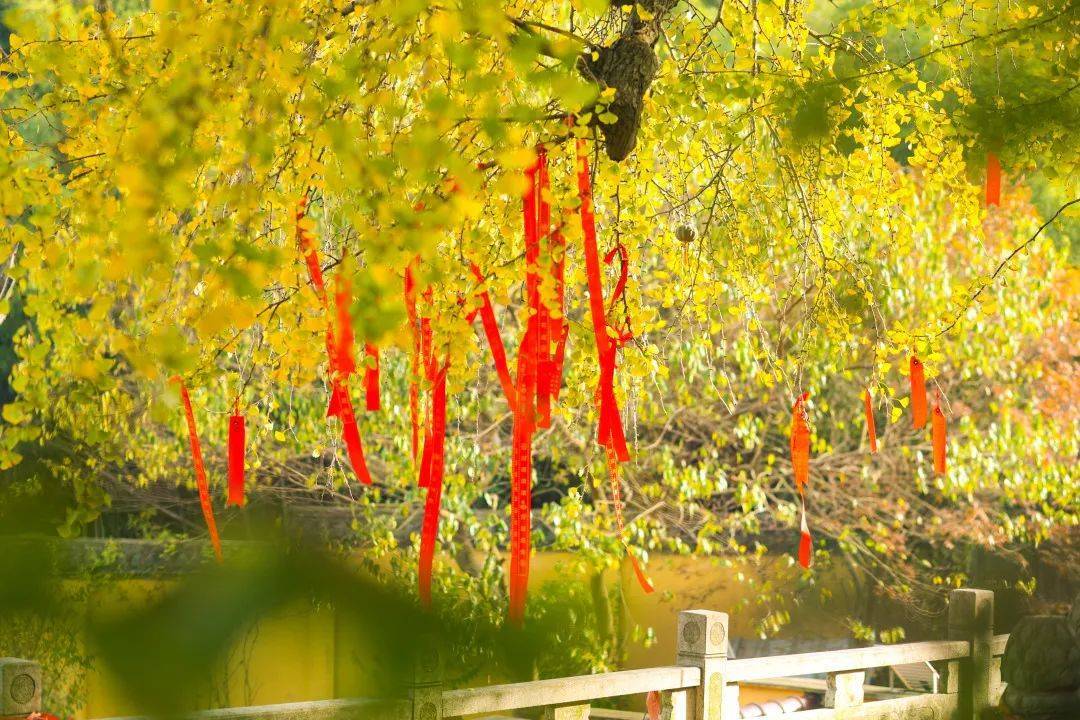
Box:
<box><xmin>932</xmin><ymin>392</ymin><xmax>947</xmax><ymax>476</ymax></box>
<box><xmin>910</xmin><ymin>355</ymin><xmax>927</xmax><ymax>429</ymax></box>
<box><xmin>364</xmin><ymin>343</ymin><xmax>380</xmax><ymax>411</ymax></box>
<box><xmin>227</xmin><ymin>400</ymin><xmax>245</xmax><ymax>507</ymax></box>
<box><xmin>172</xmin><ymin>377</ymin><xmax>223</xmax><ymax>562</ymax></box>
<box><xmin>985</xmin><ymin>152</ymin><xmax>1001</xmax><ymax>207</ymax></box>
<box><xmin>798</xmin><ymin>501</ymin><xmax>812</xmax><ymax>569</ymax></box>
<box><xmin>790</xmin><ymin>392</ymin><xmax>811</xmax><ymax>494</ymax></box>
<box><xmin>418</xmin><ymin>362</ymin><xmax>448</xmax><ymax>607</ymax></box>
<box><xmin>863</xmin><ymin>389</ymin><xmax>878</xmax><ymax>454</ymax></box>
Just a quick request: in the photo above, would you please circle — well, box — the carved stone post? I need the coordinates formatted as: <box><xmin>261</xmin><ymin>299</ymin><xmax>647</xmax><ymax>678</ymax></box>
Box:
<box><xmin>676</xmin><ymin>610</ymin><xmax>736</xmax><ymax>720</ymax></box>
<box><xmin>948</xmin><ymin>588</ymin><xmax>994</xmax><ymax>720</ymax></box>
<box><xmin>0</xmin><ymin>659</ymin><xmax>41</xmax><ymax>719</ymax></box>
<box><xmin>409</xmin><ymin>639</ymin><xmax>442</xmax><ymax>720</ymax></box>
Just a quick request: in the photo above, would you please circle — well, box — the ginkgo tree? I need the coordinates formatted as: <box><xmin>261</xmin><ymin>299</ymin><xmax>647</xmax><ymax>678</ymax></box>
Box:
<box><xmin>0</xmin><ymin>0</ymin><xmax>1077</xmax><ymax>643</ymax></box>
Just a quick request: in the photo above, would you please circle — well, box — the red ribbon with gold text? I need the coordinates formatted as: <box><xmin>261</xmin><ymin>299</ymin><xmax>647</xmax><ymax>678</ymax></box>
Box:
<box><xmin>172</xmin><ymin>377</ymin><xmax>223</xmax><ymax>562</ymax></box>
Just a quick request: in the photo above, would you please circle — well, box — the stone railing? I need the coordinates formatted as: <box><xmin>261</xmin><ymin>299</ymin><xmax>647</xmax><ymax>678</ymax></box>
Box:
<box><xmin>2</xmin><ymin>588</ymin><xmax>1008</xmax><ymax>720</ymax></box>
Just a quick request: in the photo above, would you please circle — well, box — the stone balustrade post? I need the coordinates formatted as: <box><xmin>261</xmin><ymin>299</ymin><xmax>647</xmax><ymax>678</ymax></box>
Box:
<box><xmin>0</xmin><ymin>658</ymin><xmax>41</xmax><ymax>719</ymax></box>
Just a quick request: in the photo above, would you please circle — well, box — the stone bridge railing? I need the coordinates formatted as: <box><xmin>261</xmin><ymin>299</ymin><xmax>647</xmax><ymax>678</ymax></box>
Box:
<box><xmin>2</xmin><ymin>588</ymin><xmax>1008</xmax><ymax>720</ymax></box>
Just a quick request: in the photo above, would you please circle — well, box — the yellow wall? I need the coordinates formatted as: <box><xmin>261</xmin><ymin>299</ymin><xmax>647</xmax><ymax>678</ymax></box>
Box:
<box><xmin>73</xmin><ymin>553</ymin><xmax>860</xmax><ymax>718</ymax></box>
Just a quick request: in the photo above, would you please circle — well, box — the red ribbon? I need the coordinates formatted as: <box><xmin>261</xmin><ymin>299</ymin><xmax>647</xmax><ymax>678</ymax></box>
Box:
<box><xmin>985</xmin><ymin>152</ymin><xmax>1001</xmax><ymax>207</ymax></box>
<box><xmin>470</xmin><ymin>264</ymin><xmax>518</xmax><ymax>411</ymax></box>
<box><xmin>910</xmin><ymin>355</ymin><xmax>927</xmax><ymax>430</ymax></box>
<box><xmin>227</xmin><ymin>399</ymin><xmax>245</xmax><ymax>507</ymax></box>
<box><xmin>798</xmin><ymin>499</ymin><xmax>812</xmax><ymax>569</ymax></box>
<box><xmin>790</xmin><ymin>393</ymin><xmax>812</xmax><ymax>569</ymax></box>
<box><xmin>296</xmin><ymin>198</ymin><xmax>327</xmax><ymax>304</ymax></box>
<box><xmin>863</xmin><ymin>388</ymin><xmax>878</xmax><ymax>454</ymax></box>
<box><xmin>791</xmin><ymin>393</ymin><xmax>811</xmax><ymax>494</ymax></box>
<box><xmin>646</xmin><ymin>692</ymin><xmax>661</xmax><ymax>720</ymax></box>
<box><xmin>576</xmin><ymin>139</ymin><xmax>651</xmax><ymax>594</ymax></box>
<box><xmin>577</xmin><ymin>139</ymin><xmax>630</xmax><ymax>463</ymax></box>
<box><xmin>405</xmin><ymin>262</ymin><xmax>421</xmax><ymax>461</ymax></box>
<box><xmin>172</xmin><ymin>377</ymin><xmax>223</xmax><ymax>561</ymax></box>
<box><xmin>336</xmin><ymin>380</ymin><xmax>373</xmax><ymax>485</ymax></box>
<box><xmin>364</xmin><ymin>343</ymin><xmax>380</xmax><ymax>411</ymax></box>
<box><xmin>932</xmin><ymin>391</ymin><xmax>947</xmax><ymax>476</ymax></box>
<box><xmin>508</xmin><ymin>321</ymin><xmax>537</xmax><ymax>625</ymax></box>
<box><xmin>418</xmin><ymin>361</ymin><xmax>449</xmax><ymax>608</ymax></box>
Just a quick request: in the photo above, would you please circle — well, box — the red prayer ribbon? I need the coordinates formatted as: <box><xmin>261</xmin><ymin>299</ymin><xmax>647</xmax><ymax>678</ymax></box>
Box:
<box><xmin>405</xmin><ymin>261</ymin><xmax>421</xmax><ymax>461</ymax></box>
<box><xmin>299</xmin><ymin>200</ymin><xmax>374</xmax><ymax>485</ymax></box>
<box><xmin>863</xmin><ymin>388</ymin><xmax>878</xmax><ymax>454</ymax></box>
<box><xmin>798</xmin><ymin>499</ymin><xmax>812</xmax><ymax>569</ymax></box>
<box><xmin>932</xmin><ymin>392</ymin><xmax>947</xmax><ymax>476</ymax></box>
<box><xmin>336</xmin><ymin>380</ymin><xmax>373</xmax><ymax>485</ymax></box>
<box><xmin>227</xmin><ymin>399</ymin><xmax>245</xmax><ymax>507</ymax></box>
<box><xmin>985</xmin><ymin>152</ymin><xmax>1001</xmax><ymax>207</ymax></box>
<box><xmin>470</xmin><ymin>264</ymin><xmax>518</xmax><ymax>411</ymax></box>
<box><xmin>910</xmin><ymin>355</ymin><xmax>927</xmax><ymax>430</ymax></box>
<box><xmin>418</xmin><ymin>361</ymin><xmax>449</xmax><ymax>607</ymax></box>
<box><xmin>172</xmin><ymin>377</ymin><xmax>223</xmax><ymax>562</ymax></box>
<box><xmin>364</xmin><ymin>343</ymin><xmax>380</xmax><ymax>412</ymax></box>
<box><xmin>509</xmin><ymin>321</ymin><xmax>538</xmax><ymax>625</ymax></box>
<box><xmin>646</xmin><ymin>692</ymin><xmax>661</xmax><ymax>720</ymax></box>
<box><xmin>296</xmin><ymin>198</ymin><xmax>327</xmax><ymax>304</ymax></box>
<box><xmin>791</xmin><ymin>393</ymin><xmax>812</xmax><ymax>569</ymax></box>
<box><xmin>576</xmin><ymin>139</ymin><xmax>651</xmax><ymax>594</ymax></box>
<box><xmin>790</xmin><ymin>392</ymin><xmax>811</xmax><ymax>494</ymax></box>
<box><xmin>577</xmin><ymin>139</ymin><xmax>630</xmax><ymax>463</ymax></box>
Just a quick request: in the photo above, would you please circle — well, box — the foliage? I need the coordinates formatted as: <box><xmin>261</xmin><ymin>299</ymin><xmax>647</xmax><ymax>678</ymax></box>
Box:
<box><xmin>0</xmin><ymin>0</ymin><xmax>1077</xmax><ymax>661</ymax></box>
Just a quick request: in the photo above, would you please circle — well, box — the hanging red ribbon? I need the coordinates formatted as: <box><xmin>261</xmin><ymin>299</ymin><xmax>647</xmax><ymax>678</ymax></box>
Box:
<box><xmin>364</xmin><ymin>343</ymin><xmax>380</xmax><ymax>411</ymax></box>
<box><xmin>298</xmin><ymin>202</ymin><xmax>374</xmax><ymax>486</ymax></box>
<box><xmin>985</xmin><ymin>152</ymin><xmax>1001</xmax><ymax>207</ymax></box>
<box><xmin>577</xmin><ymin>139</ymin><xmax>631</xmax><ymax>463</ymax></box>
<box><xmin>791</xmin><ymin>392</ymin><xmax>812</xmax><ymax>569</ymax></box>
<box><xmin>172</xmin><ymin>377</ymin><xmax>223</xmax><ymax>562</ymax></box>
<box><xmin>227</xmin><ymin>398</ymin><xmax>245</xmax><ymax>507</ymax></box>
<box><xmin>336</xmin><ymin>380</ymin><xmax>373</xmax><ymax>485</ymax></box>
<box><xmin>790</xmin><ymin>392</ymin><xmax>811</xmax><ymax>494</ymax></box>
<box><xmin>910</xmin><ymin>355</ymin><xmax>927</xmax><ymax>430</ymax></box>
<box><xmin>798</xmin><ymin>499</ymin><xmax>812</xmax><ymax>569</ymax></box>
<box><xmin>470</xmin><ymin>264</ymin><xmax>518</xmax><ymax>411</ymax></box>
<box><xmin>576</xmin><ymin>138</ymin><xmax>651</xmax><ymax>594</ymax></box>
<box><xmin>405</xmin><ymin>262</ymin><xmax>421</xmax><ymax>461</ymax></box>
<box><xmin>418</xmin><ymin>361</ymin><xmax>449</xmax><ymax>608</ymax></box>
<box><xmin>296</xmin><ymin>198</ymin><xmax>327</xmax><ymax>304</ymax></box>
<box><xmin>509</xmin><ymin>321</ymin><xmax>538</xmax><ymax>625</ymax></box>
<box><xmin>607</xmin><ymin>447</ymin><xmax>654</xmax><ymax>594</ymax></box>
<box><xmin>863</xmin><ymin>388</ymin><xmax>878</xmax><ymax>454</ymax></box>
<box><xmin>932</xmin><ymin>392</ymin><xmax>947</xmax><ymax>476</ymax></box>
<box><xmin>646</xmin><ymin>691</ymin><xmax>661</xmax><ymax>720</ymax></box>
